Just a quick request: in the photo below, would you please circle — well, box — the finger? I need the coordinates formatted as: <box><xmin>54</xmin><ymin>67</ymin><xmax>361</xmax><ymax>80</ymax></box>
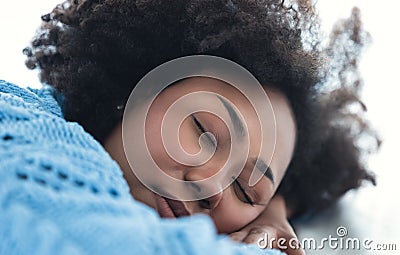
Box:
<box><xmin>243</xmin><ymin>227</ymin><xmax>277</xmax><ymax>245</ymax></box>
<box><xmin>229</xmin><ymin>231</ymin><xmax>248</xmax><ymax>243</ymax></box>
<box><xmin>280</xmin><ymin>241</ymin><xmax>305</xmax><ymax>255</ymax></box>
<box><xmin>285</xmin><ymin>246</ymin><xmax>306</xmax><ymax>255</ymax></box>
<box><xmin>273</xmin><ymin>231</ymin><xmax>305</xmax><ymax>255</ymax></box>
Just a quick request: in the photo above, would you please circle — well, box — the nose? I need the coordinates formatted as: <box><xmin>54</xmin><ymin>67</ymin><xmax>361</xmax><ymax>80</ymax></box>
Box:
<box><xmin>184</xmin><ymin>167</ymin><xmax>223</xmax><ymax>210</ymax></box>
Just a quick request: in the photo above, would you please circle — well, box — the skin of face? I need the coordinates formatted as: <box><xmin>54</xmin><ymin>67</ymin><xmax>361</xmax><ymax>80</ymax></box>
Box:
<box><xmin>104</xmin><ymin>77</ymin><xmax>296</xmax><ymax>234</ymax></box>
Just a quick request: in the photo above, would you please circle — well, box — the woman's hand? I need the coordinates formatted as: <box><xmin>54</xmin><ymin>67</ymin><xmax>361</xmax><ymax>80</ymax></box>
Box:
<box><xmin>229</xmin><ymin>195</ymin><xmax>305</xmax><ymax>255</ymax></box>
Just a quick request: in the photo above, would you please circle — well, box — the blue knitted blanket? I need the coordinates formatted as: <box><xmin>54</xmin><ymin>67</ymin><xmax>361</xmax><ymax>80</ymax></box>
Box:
<box><xmin>0</xmin><ymin>80</ymin><xmax>283</xmax><ymax>255</ymax></box>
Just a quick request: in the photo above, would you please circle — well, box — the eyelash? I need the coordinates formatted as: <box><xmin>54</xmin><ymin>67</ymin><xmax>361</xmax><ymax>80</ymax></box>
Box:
<box><xmin>232</xmin><ymin>177</ymin><xmax>255</xmax><ymax>206</ymax></box>
<box><xmin>191</xmin><ymin>114</ymin><xmax>217</xmax><ymax>147</ymax></box>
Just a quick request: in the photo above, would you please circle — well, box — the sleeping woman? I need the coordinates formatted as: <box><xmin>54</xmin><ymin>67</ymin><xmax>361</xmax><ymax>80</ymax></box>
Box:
<box><xmin>22</xmin><ymin>0</ymin><xmax>378</xmax><ymax>254</ymax></box>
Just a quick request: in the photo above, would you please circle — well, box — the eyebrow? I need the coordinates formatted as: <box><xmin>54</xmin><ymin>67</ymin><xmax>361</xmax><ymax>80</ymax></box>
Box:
<box><xmin>253</xmin><ymin>158</ymin><xmax>275</xmax><ymax>185</ymax></box>
<box><xmin>216</xmin><ymin>95</ymin><xmax>246</xmax><ymax>138</ymax></box>
<box><xmin>215</xmin><ymin>96</ymin><xmax>275</xmax><ymax>184</ymax></box>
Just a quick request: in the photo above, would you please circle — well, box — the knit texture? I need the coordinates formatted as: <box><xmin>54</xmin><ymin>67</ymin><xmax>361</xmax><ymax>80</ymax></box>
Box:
<box><xmin>0</xmin><ymin>80</ymin><xmax>283</xmax><ymax>255</ymax></box>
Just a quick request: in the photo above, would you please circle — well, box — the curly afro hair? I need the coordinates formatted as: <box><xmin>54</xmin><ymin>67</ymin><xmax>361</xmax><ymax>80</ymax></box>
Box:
<box><xmin>24</xmin><ymin>0</ymin><xmax>379</xmax><ymax>217</ymax></box>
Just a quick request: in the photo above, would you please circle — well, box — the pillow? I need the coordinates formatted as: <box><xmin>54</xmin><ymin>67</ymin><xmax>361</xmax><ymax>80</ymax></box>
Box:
<box><xmin>0</xmin><ymin>80</ymin><xmax>283</xmax><ymax>255</ymax></box>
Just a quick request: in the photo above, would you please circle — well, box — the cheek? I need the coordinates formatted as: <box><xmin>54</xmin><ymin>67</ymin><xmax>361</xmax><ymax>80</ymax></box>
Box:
<box><xmin>210</xmin><ymin>191</ymin><xmax>266</xmax><ymax>234</ymax></box>
<box><xmin>145</xmin><ymin>120</ymin><xmax>167</xmax><ymax>166</ymax></box>
<box><xmin>144</xmin><ymin>106</ymin><xmax>175</xmax><ymax>167</ymax></box>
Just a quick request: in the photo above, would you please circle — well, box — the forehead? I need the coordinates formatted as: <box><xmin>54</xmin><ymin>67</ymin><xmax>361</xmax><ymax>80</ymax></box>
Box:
<box><xmin>159</xmin><ymin>77</ymin><xmax>246</xmax><ymax>100</ymax></box>
<box><xmin>155</xmin><ymin>76</ymin><xmax>265</xmax><ymax>137</ymax></box>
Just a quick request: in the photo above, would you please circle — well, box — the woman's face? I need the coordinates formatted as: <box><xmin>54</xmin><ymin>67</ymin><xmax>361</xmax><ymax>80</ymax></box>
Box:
<box><xmin>104</xmin><ymin>77</ymin><xmax>296</xmax><ymax>233</ymax></box>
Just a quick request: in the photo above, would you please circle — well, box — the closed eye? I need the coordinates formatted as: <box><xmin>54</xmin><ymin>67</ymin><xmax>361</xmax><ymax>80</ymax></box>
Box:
<box><xmin>191</xmin><ymin>114</ymin><xmax>217</xmax><ymax>148</ymax></box>
<box><xmin>232</xmin><ymin>177</ymin><xmax>255</xmax><ymax>206</ymax></box>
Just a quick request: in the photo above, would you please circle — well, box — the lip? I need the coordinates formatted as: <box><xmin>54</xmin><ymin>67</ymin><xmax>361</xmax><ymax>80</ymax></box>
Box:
<box><xmin>153</xmin><ymin>193</ymin><xmax>190</xmax><ymax>218</ymax></box>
